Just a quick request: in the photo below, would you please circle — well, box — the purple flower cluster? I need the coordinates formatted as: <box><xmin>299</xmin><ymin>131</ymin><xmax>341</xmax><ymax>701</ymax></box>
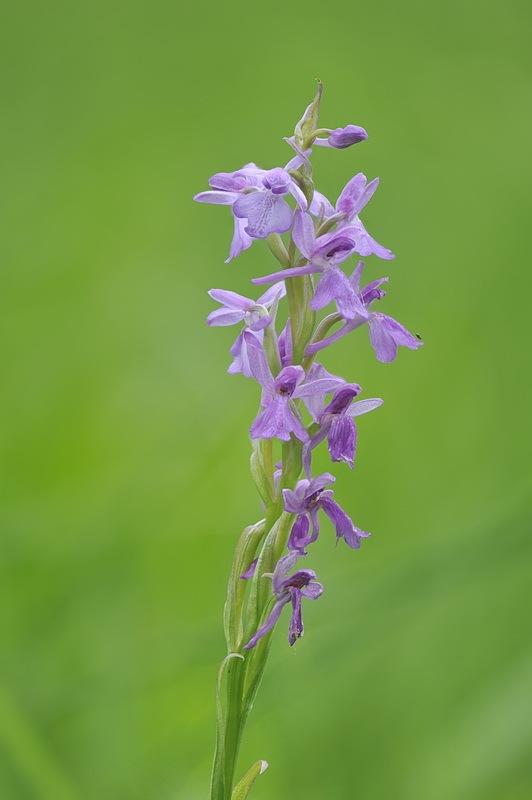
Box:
<box><xmin>195</xmin><ymin>85</ymin><xmax>422</xmax><ymax>650</ymax></box>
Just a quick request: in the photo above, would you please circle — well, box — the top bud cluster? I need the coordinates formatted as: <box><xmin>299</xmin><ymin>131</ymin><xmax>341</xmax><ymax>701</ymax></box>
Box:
<box><xmin>194</xmin><ymin>84</ymin><xmax>422</xmax><ymax>649</ymax></box>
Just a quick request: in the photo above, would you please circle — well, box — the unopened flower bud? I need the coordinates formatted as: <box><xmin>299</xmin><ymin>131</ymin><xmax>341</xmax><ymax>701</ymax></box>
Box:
<box><xmin>315</xmin><ymin>125</ymin><xmax>368</xmax><ymax>149</ymax></box>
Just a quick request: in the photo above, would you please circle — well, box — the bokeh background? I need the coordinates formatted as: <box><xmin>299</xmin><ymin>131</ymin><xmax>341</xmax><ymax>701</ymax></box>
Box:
<box><xmin>1</xmin><ymin>1</ymin><xmax>532</xmax><ymax>798</ymax></box>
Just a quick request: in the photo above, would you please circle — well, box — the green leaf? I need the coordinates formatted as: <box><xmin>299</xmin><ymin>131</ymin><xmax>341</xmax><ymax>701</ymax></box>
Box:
<box><xmin>231</xmin><ymin>760</ymin><xmax>269</xmax><ymax>800</ymax></box>
<box><xmin>223</xmin><ymin>520</ymin><xmax>266</xmax><ymax>652</ymax></box>
<box><xmin>210</xmin><ymin>653</ymin><xmax>244</xmax><ymax>800</ymax></box>
<box><xmin>250</xmin><ymin>443</ymin><xmax>275</xmax><ymax>508</ymax></box>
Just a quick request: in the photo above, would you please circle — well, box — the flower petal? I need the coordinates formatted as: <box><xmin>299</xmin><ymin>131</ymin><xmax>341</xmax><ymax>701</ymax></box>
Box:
<box><xmin>336</xmin><ymin>173</ymin><xmax>368</xmax><ymax>215</ymax></box>
<box><xmin>207</xmin><ymin>308</ymin><xmax>247</xmax><ymax>327</ymax></box>
<box><xmin>311</xmin><ymin>266</ymin><xmax>367</xmax><ymax>320</ymax></box>
<box><xmin>305</xmin><ymin>473</ymin><xmax>335</xmax><ymax>497</ymax></box>
<box><xmin>348</xmin><ymin>261</ymin><xmax>365</xmax><ymax>294</ymax></box>
<box><xmin>286</xmin><ymin>404</ymin><xmax>310</xmax><ymax>442</ymax></box>
<box><xmin>233</xmin><ymin>192</ymin><xmax>293</xmax><ymax>239</ymax></box>
<box><xmin>194</xmin><ymin>190</ymin><xmax>239</xmax><ymax>206</ymax></box>
<box><xmin>319</xmin><ymin>496</ymin><xmax>359</xmax><ymax>545</ymax></box>
<box><xmin>376</xmin><ymin>314</ymin><xmax>422</xmax><ymax>349</ymax></box>
<box><xmin>208</xmin><ymin>289</ymin><xmax>252</xmax><ymax>310</ymax></box>
<box><xmin>257</xmin><ymin>281</ymin><xmax>287</xmax><ymax>307</ymax></box>
<box><xmin>293</xmin><ymin>377</ymin><xmax>345</xmax><ymax>400</ymax></box>
<box><xmin>272</xmin><ymin>551</ymin><xmax>299</xmax><ymax>594</ymax></box>
<box><xmin>368</xmin><ymin>313</ymin><xmax>421</xmax><ymax>363</ymax></box>
<box><xmin>368</xmin><ymin>315</ymin><xmax>397</xmax><ymax>362</ymax></box>
<box><xmin>301</xmin><ymin>581</ymin><xmax>324</xmax><ymax>599</ymax></box>
<box><xmin>278</xmin><ymin>322</ymin><xmax>293</xmax><ymax>367</ymax></box>
<box><xmin>247</xmin><ymin>340</ymin><xmax>275</xmax><ymax>391</ymax></box>
<box><xmin>347</xmin><ymin>398</ymin><xmax>384</xmax><ymax>417</ymax></box>
<box><xmin>309</xmin><ymin>268</ymin><xmax>338</xmax><ymax>310</ymax></box>
<box><xmin>310</xmin><ymin>190</ymin><xmax>335</xmax><ymax>219</ymax></box>
<box><xmin>240</xmin><ymin>558</ymin><xmax>258</xmax><ymax>580</ymax></box>
<box><xmin>283</xmin><ymin>487</ymin><xmax>306</xmax><ymax>515</ymax></box>
<box><xmin>292</xmin><ymin>210</ymin><xmax>317</xmax><ymax>260</ymax></box>
<box><xmin>288</xmin><ymin>514</ymin><xmax>311</xmax><ymax>553</ymax></box>
<box><xmin>228</xmin><ymin>330</ymin><xmax>262</xmax><ymax>377</ymax></box>
<box><xmin>336</xmin><ymin>174</ymin><xmax>379</xmax><ymax>218</ymax></box>
<box><xmin>347</xmin><ymin>219</ymin><xmax>395</xmax><ymax>260</ymax></box>
<box><xmin>286</xmin><ymin>179</ymin><xmax>309</xmax><ymax>211</ymax></box>
<box><xmin>288</xmin><ymin>590</ymin><xmax>304</xmax><ymax>645</ymax></box>
<box><xmin>225</xmin><ymin>215</ymin><xmax>253</xmax><ymax>263</ymax></box>
<box><xmin>250</xmin><ymin>397</ymin><xmax>307</xmax><ymax>441</ymax></box>
<box><xmin>208</xmin><ymin>172</ymin><xmax>249</xmax><ymax>192</ymax></box>
<box><xmin>343</xmin><ymin>526</ymin><xmax>371</xmax><ymax>549</ymax></box>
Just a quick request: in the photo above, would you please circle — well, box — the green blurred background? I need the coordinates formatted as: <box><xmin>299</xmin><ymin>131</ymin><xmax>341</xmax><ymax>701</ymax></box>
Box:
<box><xmin>1</xmin><ymin>0</ymin><xmax>531</xmax><ymax>798</ymax></box>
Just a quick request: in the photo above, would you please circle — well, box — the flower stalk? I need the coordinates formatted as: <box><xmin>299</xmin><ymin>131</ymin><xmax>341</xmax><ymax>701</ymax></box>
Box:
<box><xmin>195</xmin><ymin>82</ymin><xmax>422</xmax><ymax>800</ymax></box>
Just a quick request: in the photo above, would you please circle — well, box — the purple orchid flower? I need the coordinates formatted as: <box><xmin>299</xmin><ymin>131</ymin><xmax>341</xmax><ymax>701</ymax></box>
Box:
<box><xmin>194</xmin><ymin>163</ymin><xmax>308</xmax><ymax>256</ymax></box>
<box><xmin>207</xmin><ymin>282</ymin><xmax>286</xmax><ymax>377</ymax></box>
<box><xmin>194</xmin><ymin>163</ymin><xmax>267</xmax><ymax>262</ymax></box>
<box><xmin>248</xmin><ymin>346</ymin><xmax>344</xmax><ymax>442</ymax></box>
<box><xmin>303</xmin><ymin>384</ymin><xmax>383</xmax><ymax>471</ymax></box>
<box><xmin>314</xmin><ymin>125</ymin><xmax>368</xmax><ymax>149</ymax></box>
<box><xmin>283</xmin><ymin>473</ymin><xmax>370</xmax><ymax>553</ymax></box>
<box><xmin>313</xmin><ymin>173</ymin><xmax>395</xmax><ymax>261</ymax></box>
<box><xmin>243</xmin><ymin>552</ymin><xmax>323</xmax><ymax>649</ymax></box>
<box><xmin>196</xmin><ymin>161</ymin><xmax>309</xmax><ymax>246</ymax></box>
<box><xmin>232</xmin><ymin>167</ymin><xmax>308</xmax><ymax>239</ymax></box>
<box><xmin>252</xmin><ymin>211</ymin><xmax>367</xmax><ymax>320</ymax></box>
<box><xmin>305</xmin><ymin>262</ymin><xmax>423</xmax><ymax>363</ymax></box>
